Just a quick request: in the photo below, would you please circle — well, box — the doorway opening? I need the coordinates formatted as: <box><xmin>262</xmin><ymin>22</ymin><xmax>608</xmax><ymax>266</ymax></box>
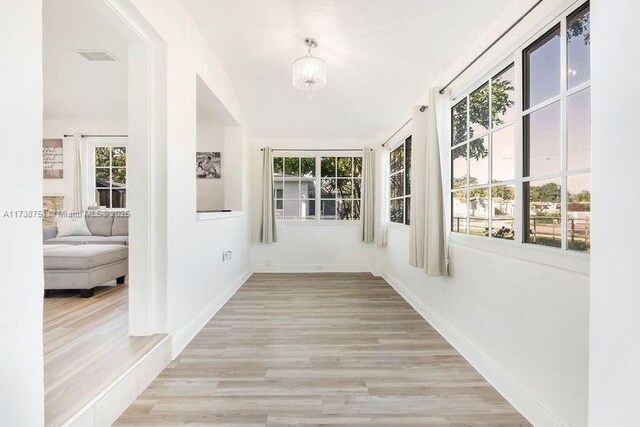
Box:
<box><xmin>41</xmin><ymin>0</ymin><xmax>167</xmax><ymax>424</ymax></box>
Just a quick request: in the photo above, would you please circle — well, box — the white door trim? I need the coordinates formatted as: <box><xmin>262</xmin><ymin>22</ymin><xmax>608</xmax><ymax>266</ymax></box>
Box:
<box><xmin>85</xmin><ymin>0</ymin><xmax>168</xmax><ymax>335</ymax></box>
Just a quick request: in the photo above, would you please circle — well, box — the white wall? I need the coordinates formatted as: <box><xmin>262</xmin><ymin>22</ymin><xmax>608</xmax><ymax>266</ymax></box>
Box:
<box><xmin>127</xmin><ymin>0</ymin><xmax>252</xmax><ymax>356</ymax></box>
<box><xmin>0</xmin><ymin>1</ymin><xmax>45</xmax><ymax>425</ymax></box>
<box><xmin>196</xmin><ymin>120</ymin><xmax>225</xmax><ymax>211</ymax></box>
<box><xmin>376</xmin><ymin>1</ymin><xmax>590</xmax><ymax>426</ymax></box>
<box><xmin>382</xmin><ymin>230</ymin><xmax>589</xmax><ymax>426</ymax></box>
<box><xmin>251</xmin><ymin>138</ymin><xmax>375</xmax><ymax>272</ymax></box>
<box><xmin>589</xmin><ymin>0</ymin><xmax>640</xmax><ymax>425</ymax></box>
<box><xmin>43</xmin><ymin>119</ymin><xmax>127</xmax><ymax>210</ymax></box>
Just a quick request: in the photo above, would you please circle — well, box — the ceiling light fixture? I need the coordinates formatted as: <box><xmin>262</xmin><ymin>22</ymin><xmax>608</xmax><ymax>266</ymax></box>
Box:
<box><xmin>292</xmin><ymin>37</ymin><xmax>327</xmax><ymax>98</ymax></box>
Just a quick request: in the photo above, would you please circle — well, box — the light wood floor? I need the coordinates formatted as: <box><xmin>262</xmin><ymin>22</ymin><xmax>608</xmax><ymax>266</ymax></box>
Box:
<box><xmin>117</xmin><ymin>273</ymin><xmax>530</xmax><ymax>426</ymax></box>
<box><xmin>44</xmin><ymin>284</ymin><xmax>166</xmax><ymax>427</ymax></box>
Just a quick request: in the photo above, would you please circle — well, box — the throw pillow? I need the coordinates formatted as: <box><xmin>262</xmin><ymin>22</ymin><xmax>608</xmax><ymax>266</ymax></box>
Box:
<box><xmin>56</xmin><ymin>216</ymin><xmax>92</xmax><ymax>237</ymax></box>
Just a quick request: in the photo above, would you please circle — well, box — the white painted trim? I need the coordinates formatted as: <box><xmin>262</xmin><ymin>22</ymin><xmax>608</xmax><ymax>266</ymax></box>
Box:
<box><xmin>86</xmin><ymin>0</ymin><xmax>169</xmax><ymax>336</ymax></box>
<box><xmin>171</xmin><ymin>270</ymin><xmax>252</xmax><ymax>358</ymax></box>
<box><xmin>449</xmin><ymin>233</ymin><xmax>589</xmax><ymax>275</ymax></box>
<box><xmin>62</xmin><ymin>335</ymin><xmax>171</xmax><ymax>427</ymax></box>
<box><xmin>195</xmin><ymin>211</ymin><xmax>244</xmax><ymax>221</ymax></box>
<box><xmin>387</xmin><ymin>222</ymin><xmax>409</xmax><ymax>233</ymax></box>
<box><xmin>253</xmin><ymin>264</ymin><xmax>370</xmax><ymax>273</ymax></box>
<box><xmin>276</xmin><ymin>221</ymin><xmax>361</xmax><ymax>227</ymax></box>
<box><xmin>383</xmin><ymin>272</ymin><xmax>569</xmax><ymax>427</ymax></box>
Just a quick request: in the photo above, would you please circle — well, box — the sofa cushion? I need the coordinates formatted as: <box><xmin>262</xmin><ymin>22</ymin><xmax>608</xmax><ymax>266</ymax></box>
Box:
<box><xmin>43</xmin><ymin>226</ymin><xmax>58</xmax><ymax>242</ymax></box>
<box><xmin>56</xmin><ymin>216</ymin><xmax>92</xmax><ymax>237</ymax></box>
<box><xmin>45</xmin><ymin>236</ymin><xmax>106</xmax><ymax>245</ymax></box>
<box><xmin>45</xmin><ymin>235</ymin><xmax>127</xmax><ymax>245</ymax></box>
<box><xmin>43</xmin><ymin>244</ymin><xmax>128</xmax><ymax>270</ymax></box>
<box><xmin>112</xmin><ymin>216</ymin><xmax>128</xmax><ymax>236</ymax></box>
<box><xmin>93</xmin><ymin>236</ymin><xmax>129</xmax><ymax>245</ymax></box>
<box><xmin>85</xmin><ymin>213</ymin><xmax>114</xmax><ymax>236</ymax></box>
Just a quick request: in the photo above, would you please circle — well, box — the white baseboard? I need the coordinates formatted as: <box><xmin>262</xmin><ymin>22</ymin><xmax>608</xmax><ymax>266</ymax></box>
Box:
<box><xmin>383</xmin><ymin>272</ymin><xmax>568</xmax><ymax>427</ymax></box>
<box><xmin>171</xmin><ymin>270</ymin><xmax>252</xmax><ymax>358</ymax></box>
<box><xmin>253</xmin><ymin>263</ymin><xmax>370</xmax><ymax>273</ymax></box>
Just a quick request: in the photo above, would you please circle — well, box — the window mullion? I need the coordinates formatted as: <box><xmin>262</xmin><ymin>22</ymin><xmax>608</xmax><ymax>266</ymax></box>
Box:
<box><xmin>514</xmin><ymin>49</ymin><xmax>525</xmax><ymax>244</ymax></box>
<box><xmin>560</xmin><ymin>16</ymin><xmax>569</xmax><ymax>251</ymax></box>
<box><xmin>488</xmin><ymin>77</ymin><xmax>493</xmax><ymax>237</ymax></box>
<box><xmin>316</xmin><ymin>156</ymin><xmax>320</xmax><ymax>221</ymax></box>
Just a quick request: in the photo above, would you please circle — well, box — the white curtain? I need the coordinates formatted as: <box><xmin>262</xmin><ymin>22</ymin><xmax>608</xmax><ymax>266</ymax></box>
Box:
<box><xmin>409</xmin><ymin>105</ymin><xmax>427</xmax><ymax>267</ymax></box>
<box><xmin>374</xmin><ymin>148</ymin><xmax>390</xmax><ymax>247</ymax></box>
<box><xmin>409</xmin><ymin>88</ymin><xmax>448</xmax><ymax>276</ymax></box>
<box><xmin>72</xmin><ymin>134</ymin><xmax>84</xmax><ymax>211</ymax></box>
<box><xmin>361</xmin><ymin>148</ymin><xmax>375</xmax><ymax>243</ymax></box>
<box><xmin>260</xmin><ymin>147</ymin><xmax>277</xmax><ymax>243</ymax></box>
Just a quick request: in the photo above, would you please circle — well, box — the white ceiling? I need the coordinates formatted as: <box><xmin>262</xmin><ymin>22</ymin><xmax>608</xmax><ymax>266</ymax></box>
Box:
<box><xmin>43</xmin><ymin>0</ymin><xmax>128</xmax><ymax>120</ymax></box>
<box><xmin>182</xmin><ymin>0</ymin><xmax>515</xmax><ymax>139</ymax></box>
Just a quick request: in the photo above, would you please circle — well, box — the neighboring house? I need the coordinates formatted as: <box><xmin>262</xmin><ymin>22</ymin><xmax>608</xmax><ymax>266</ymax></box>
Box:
<box><xmin>95</xmin><ymin>176</ymin><xmax>126</xmax><ymax>208</ymax></box>
<box><xmin>274</xmin><ymin>175</ymin><xmax>317</xmax><ymax>219</ymax></box>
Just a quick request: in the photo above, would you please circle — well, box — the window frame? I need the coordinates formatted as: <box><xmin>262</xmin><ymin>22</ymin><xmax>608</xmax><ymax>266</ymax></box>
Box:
<box><xmin>86</xmin><ymin>138</ymin><xmax>128</xmax><ymax>211</ymax></box>
<box><xmin>450</xmin><ymin>62</ymin><xmax>517</xmax><ymax>239</ymax></box>
<box><xmin>272</xmin><ymin>150</ymin><xmax>363</xmax><ymax>224</ymax></box>
<box><xmin>446</xmin><ymin>0</ymin><xmax>591</xmax><ymax>265</ymax></box>
<box><xmin>388</xmin><ymin>135</ymin><xmax>412</xmax><ymax>227</ymax></box>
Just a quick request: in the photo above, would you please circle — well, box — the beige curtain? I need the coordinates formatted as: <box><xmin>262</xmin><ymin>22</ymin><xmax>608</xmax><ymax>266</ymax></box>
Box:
<box><xmin>260</xmin><ymin>147</ymin><xmax>277</xmax><ymax>243</ymax></box>
<box><xmin>361</xmin><ymin>148</ymin><xmax>375</xmax><ymax>243</ymax></box>
<box><xmin>409</xmin><ymin>105</ymin><xmax>427</xmax><ymax>267</ymax></box>
<box><xmin>374</xmin><ymin>148</ymin><xmax>389</xmax><ymax>247</ymax></box>
<box><xmin>72</xmin><ymin>134</ymin><xmax>83</xmax><ymax>211</ymax></box>
<box><xmin>409</xmin><ymin>89</ymin><xmax>447</xmax><ymax>276</ymax></box>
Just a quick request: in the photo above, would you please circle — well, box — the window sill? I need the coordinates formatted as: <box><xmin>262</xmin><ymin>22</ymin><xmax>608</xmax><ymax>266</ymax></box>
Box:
<box><xmin>448</xmin><ymin>232</ymin><xmax>589</xmax><ymax>275</ymax></box>
<box><xmin>195</xmin><ymin>211</ymin><xmax>244</xmax><ymax>221</ymax></box>
<box><xmin>277</xmin><ymin>220</ymin><xmax>362</xmax><ymax>227</ymax></box>
<box><xmin>388</xmin><ymin>222</ymin><xmax>409</xmax><ymax>232</ymax></box>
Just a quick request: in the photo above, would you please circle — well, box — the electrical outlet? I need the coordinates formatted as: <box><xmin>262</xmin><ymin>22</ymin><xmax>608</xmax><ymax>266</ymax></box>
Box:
<box><xmin>222</xmin><ymin>251</ymin><xmax>232</xmax><ymax>262</ymax></box>
<box><xmin>265</xmin><ymin>259</ymin><xmax>272</xmax><ymax>267</ymax></box>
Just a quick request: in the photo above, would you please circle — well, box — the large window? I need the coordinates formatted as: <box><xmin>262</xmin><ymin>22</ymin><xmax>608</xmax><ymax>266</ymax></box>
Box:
<box><xmin>449</xmin><ymin>1</ymin><xmax>590</xmax><ymax>253</ymax></box>
<box><xmin>389</xmin><ymin>136</ymin><xmax>411</xmax><ymax>225</ymax></box>
<box><xmin>451</xmin><ymin>64</ymin><xmax>516</xmax><ymax>238</ymax></box>
<box><xmin>93</xmin><ymin>145</ymin><xmax>127</xmax><ymax>209</ymax></box>
<box><xmin>273</xmin><ymin>154</ymin><xmax>362</xmax><ymax>221</ymax></box>
<box><xmin>523</xmin><ymin>3</ymin><xmax>591</xmax><ymax>252</ymax></box>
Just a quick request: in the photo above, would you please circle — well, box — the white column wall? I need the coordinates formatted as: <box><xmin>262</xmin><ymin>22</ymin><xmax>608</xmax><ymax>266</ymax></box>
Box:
<box><xmin>0</xmin><ymin>1</ymin><xmax>45</xmax><ymax>425</ymax></box>
<box><xmin>127</xmin><ymin>0</ymin><xmax>252</xmax><ymax>356</ymax></box>
<box><xmin>588</xmin><ymin>0</ymin><xmax>640</xmax><ymax>425</ymax></box>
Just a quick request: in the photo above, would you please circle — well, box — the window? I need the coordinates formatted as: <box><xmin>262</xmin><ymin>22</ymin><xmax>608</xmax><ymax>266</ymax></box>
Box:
<box><xmin>451</xmin><ymin>64</ymin><xmax>516</xmax><ymax>238</ymax></box>
<box><xmin>389</xmin><ymin>136</ymin><xmax>411</xmax><ymax>225</ymax></box>
<box><xmin>523</xmin><ymin>3</ymin><xmax>591</xmax><ymax>252</ymax></box>
<box><xmin>449</xmin><ymin>1</ymin><xmax>590</xmax><ymax>253</ymax></box>
<box><xmin>273</xmin><ymin>154</ymin><xmax>362</xmax><ymax>221</ymax></box>
<box><xmin>93</xmin><ymin>145</ymin><xmax>127</xmax><ymax>209</ymax></box>
<box><xmin>321</xmin><ymin>156</ymin><xmax>362</xmax><ymax>220</ymax></box>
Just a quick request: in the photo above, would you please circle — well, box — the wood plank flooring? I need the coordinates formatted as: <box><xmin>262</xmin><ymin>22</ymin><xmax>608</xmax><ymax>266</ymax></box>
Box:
<box><xmin>44</xmin><ymin>284</ymin><xmax>166</xmax><ymax>427</ymax></box>
<box><xmin>117</xmin><ymin>273</ymin><xmax>530</xmax><ymax>426</ymax></box>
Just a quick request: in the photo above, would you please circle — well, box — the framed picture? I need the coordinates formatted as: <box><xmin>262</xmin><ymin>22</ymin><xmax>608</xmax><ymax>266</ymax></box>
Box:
<box><xmin>196</xmin><ymin>152</ymin><xmax>221</xmax><ymax>179</ymax></box>
<box><xmin>43</xmin><ymin>139</ymin><xmax>63</xmax><ymax>179</ymax></box>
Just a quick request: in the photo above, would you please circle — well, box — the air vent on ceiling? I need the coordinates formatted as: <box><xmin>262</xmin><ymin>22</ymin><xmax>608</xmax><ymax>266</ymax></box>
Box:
<box><xmin>76</xmin><ymin>49</ymin><xmax>119</xmax><ymax>62</ymax></box>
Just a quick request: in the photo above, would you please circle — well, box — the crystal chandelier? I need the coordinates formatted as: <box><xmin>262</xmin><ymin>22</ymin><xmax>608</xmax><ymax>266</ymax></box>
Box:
<box><xmin>292</xmin><ymin>37</ymin><xmax>327</xmax><ymax>96</ymax></box>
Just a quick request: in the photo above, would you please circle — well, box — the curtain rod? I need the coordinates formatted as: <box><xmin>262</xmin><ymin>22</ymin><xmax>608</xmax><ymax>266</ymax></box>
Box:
<box><xmin>381</xmin><ymin>105</ymin><xmax>427</xmax><ymax>148</ymax></box>
<box><xmin>63</xmin><ymin>134</ymin><xmax>128</xmax><ymax>138</ymax></box>
<box><xmin>260</xmin><ymin>148</ymin><xmax>370</xmax><ymax>152</ymax></box>
<box><xmin>439</xmin><ymin>0</ymin><xmax>544</xmax><ymax>95</ymax></box>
